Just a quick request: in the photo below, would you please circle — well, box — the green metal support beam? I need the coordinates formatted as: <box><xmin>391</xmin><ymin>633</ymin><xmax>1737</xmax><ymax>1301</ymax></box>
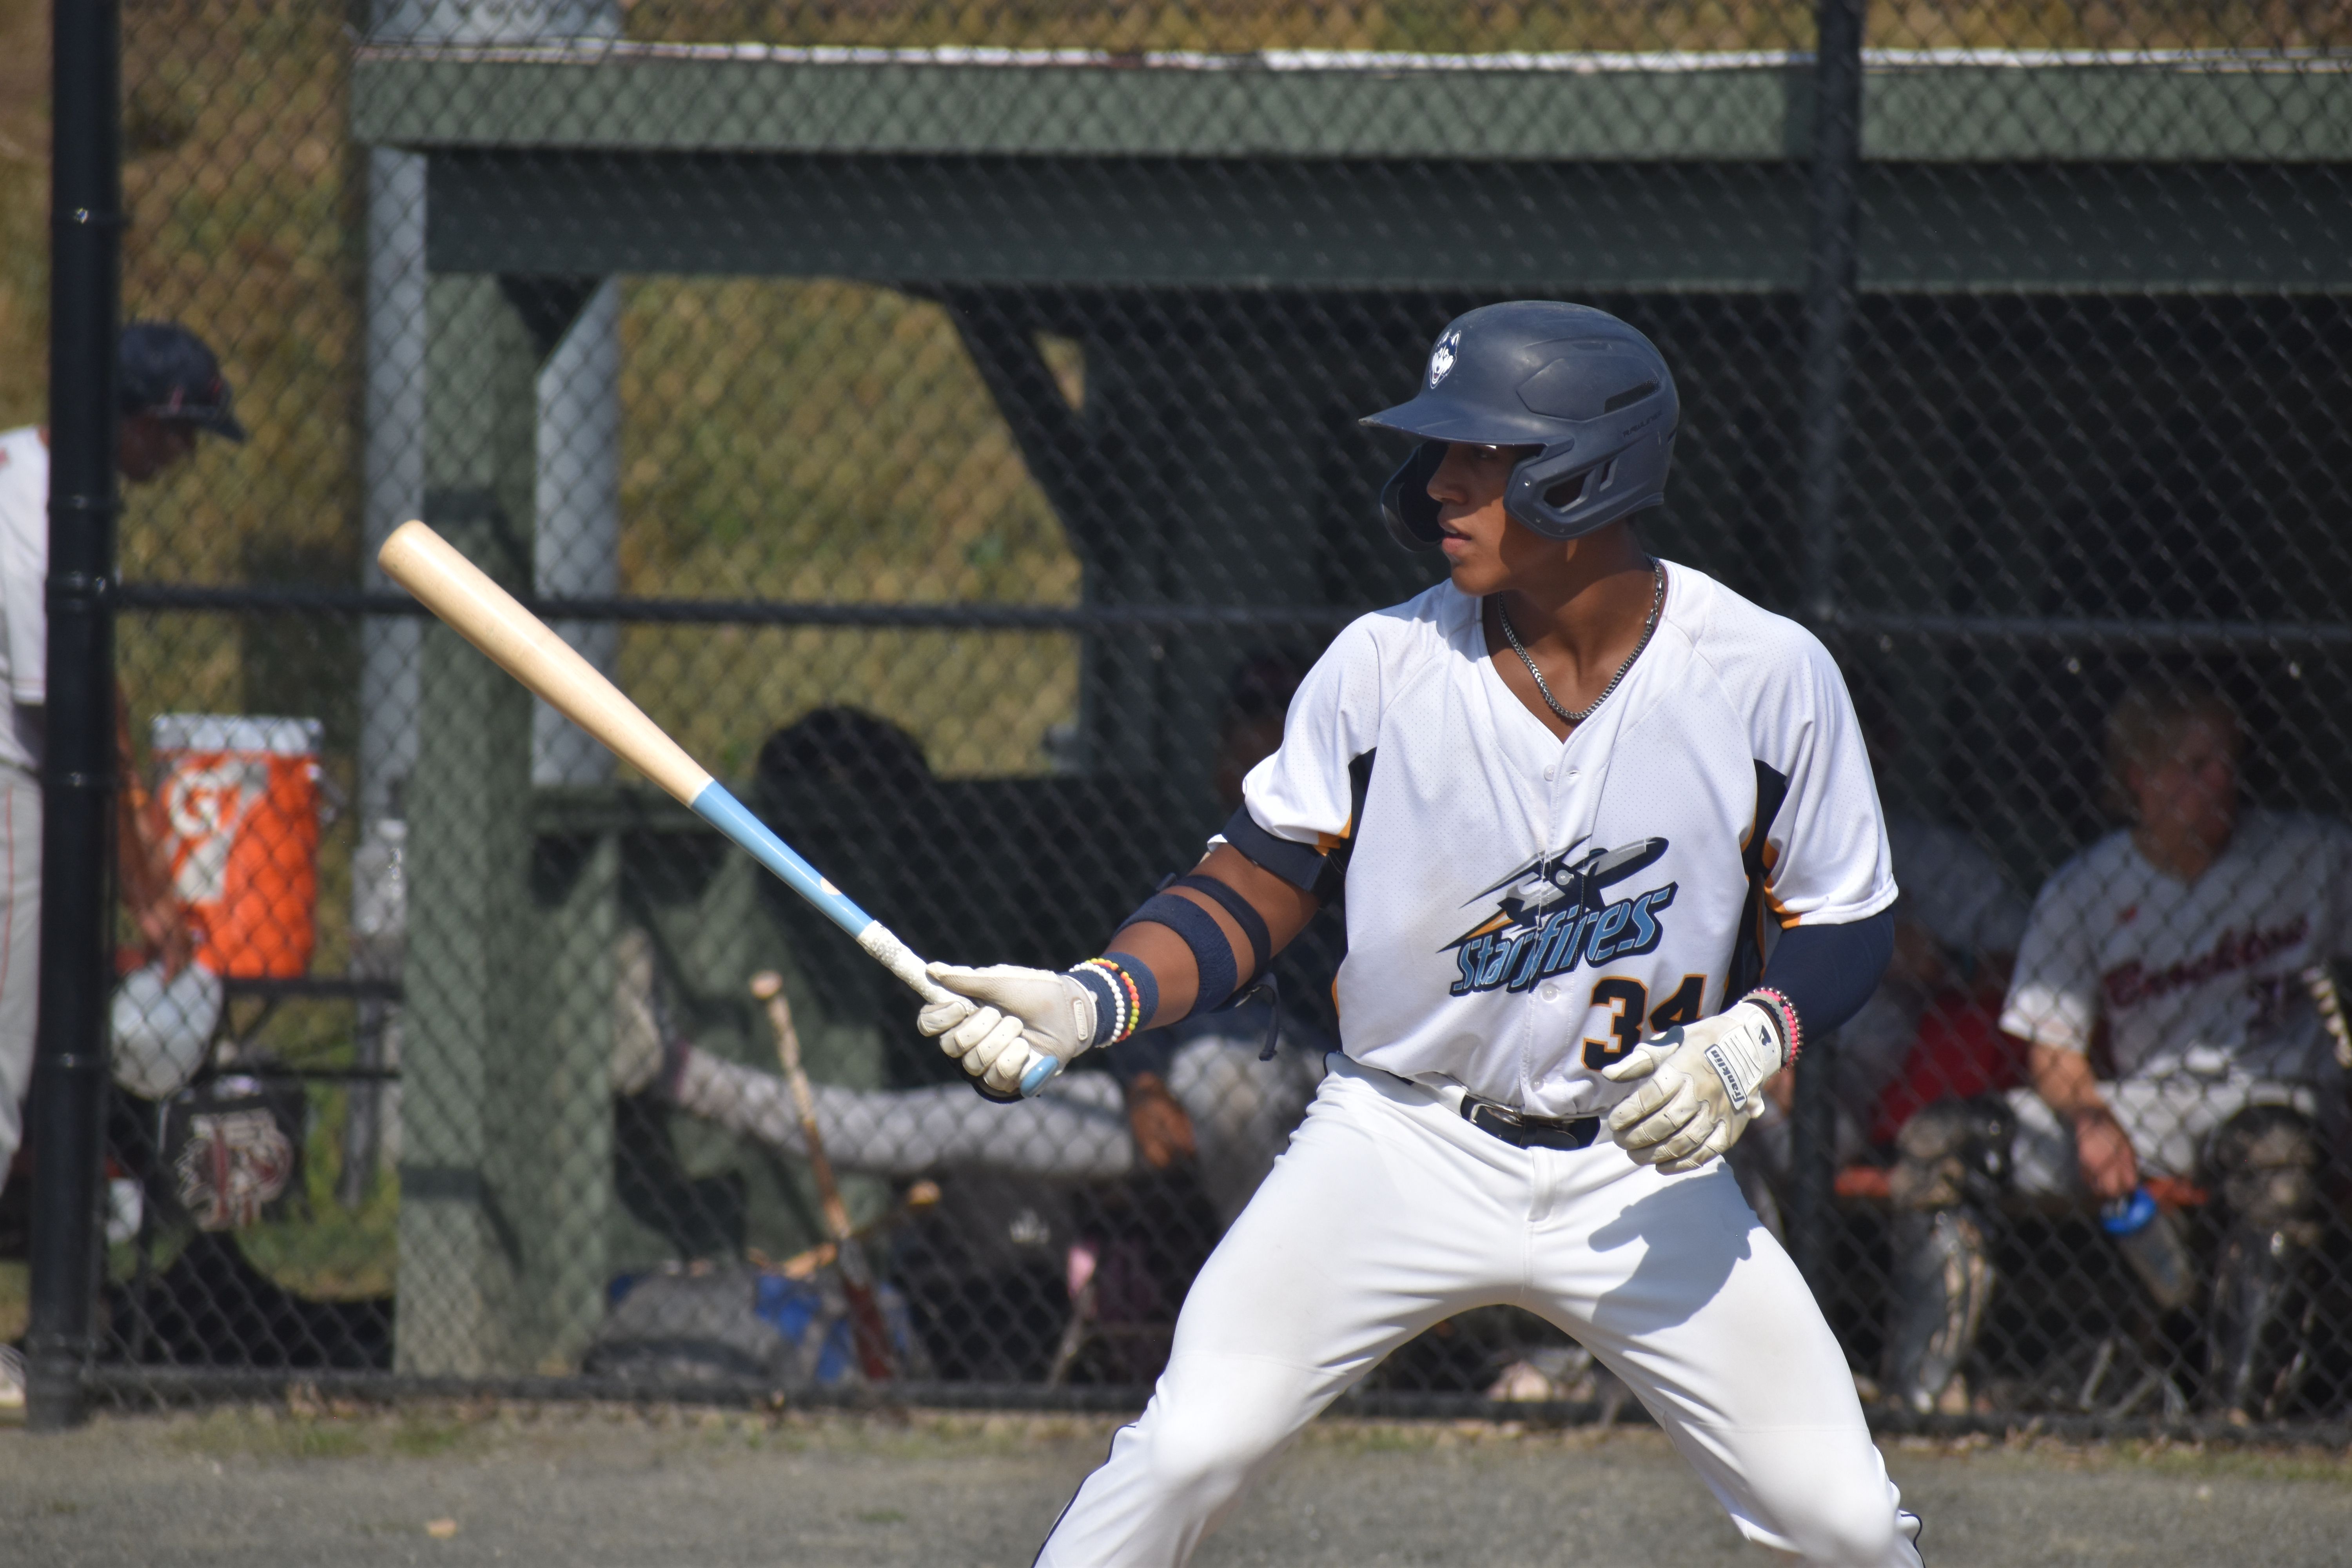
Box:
<box><xmin>351</xmin><ymin>47</ymin><xmax>2352</xmax><ymax>163</ymax></box>
<box><xmin>419</xmin><ymin>152</ymin><xmax>2352</xmax><ymax>293</ymax></box>
<box><xmin>356</xmin><ymin>49</ymin><xmax>2352</xmax><ymax>292</ymax></box>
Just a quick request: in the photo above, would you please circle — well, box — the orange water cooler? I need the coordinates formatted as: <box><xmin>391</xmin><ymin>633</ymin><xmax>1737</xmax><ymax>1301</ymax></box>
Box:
<box><xmin>150</xmin><ymin>715</ymin><xmax>323</xmax><ymax>979</ymax></box>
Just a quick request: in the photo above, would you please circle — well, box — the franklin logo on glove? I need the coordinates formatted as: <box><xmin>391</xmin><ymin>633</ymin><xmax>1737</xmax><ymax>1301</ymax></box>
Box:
<box><xmin>1603</xmin><ymin>998</ymin><xmax>1793</xmax><ymax>1174</ymax></box>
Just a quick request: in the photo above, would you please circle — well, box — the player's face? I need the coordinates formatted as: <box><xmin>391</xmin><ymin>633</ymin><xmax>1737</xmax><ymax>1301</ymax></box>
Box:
<box><xmin>117</xmin><ymin>414</ymin><xmax>199</xmax><ymax>484</ymax></box>
<box><xmin>2129</xmin><ymin>713</ymin><xmax>2239</xmax><ymax>852</ymax></box>
<box><xmin>1426</xmin><ymin>442</ymin><xmax>1544</xmax><ymax>595</ymax></box>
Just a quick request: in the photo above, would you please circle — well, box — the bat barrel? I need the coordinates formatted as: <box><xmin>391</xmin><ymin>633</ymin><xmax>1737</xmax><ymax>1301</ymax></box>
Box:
<box><xmin>380</xmin><ymin>519</ymin><xmax>1062</xmax><ymax>1096</ymax></box>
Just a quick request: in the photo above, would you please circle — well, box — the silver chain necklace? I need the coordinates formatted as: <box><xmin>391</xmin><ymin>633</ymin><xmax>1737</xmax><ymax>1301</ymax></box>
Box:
<box><xmin>1494</xmin><ymin>562</ymin><xmax>1665</xmax><ymax>729</ymax></box>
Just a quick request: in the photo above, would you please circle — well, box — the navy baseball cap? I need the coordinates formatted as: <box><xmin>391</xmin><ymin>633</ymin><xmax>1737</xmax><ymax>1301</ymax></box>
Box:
<box><xmin>119</xmin><ymin>321</ymin><xmax>246</xmax><ymax>442</ymax></box>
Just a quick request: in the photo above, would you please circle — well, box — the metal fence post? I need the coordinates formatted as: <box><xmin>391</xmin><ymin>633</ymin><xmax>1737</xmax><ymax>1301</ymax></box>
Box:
<box><xmin>1788</xmin><ymin>0</ymin><xmax>1865</xmax><ymax>1289</ymax></box>
<box><xmin>1800</xmin><ymin>0</ymin><xmax>1864</xmax><ymax>628</ymax></box>
<box><xmin>26</xmin><ymin>0</ymin><xmax>122</xmax><ymax>1434</ymax></box>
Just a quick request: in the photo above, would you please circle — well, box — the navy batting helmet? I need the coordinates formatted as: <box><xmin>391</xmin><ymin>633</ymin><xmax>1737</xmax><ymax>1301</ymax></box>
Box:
<box><xmin>1361</xmin><ymin>301</ymin><xmax>1677</xmax><ymax>548</ymax></box>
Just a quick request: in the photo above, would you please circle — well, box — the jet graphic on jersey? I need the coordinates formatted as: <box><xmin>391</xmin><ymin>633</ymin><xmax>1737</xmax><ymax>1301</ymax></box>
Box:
<box><xmin>1445</xmin><ymin>837</ymin><xmax>1678</xmax><ymax>996</ymax></box>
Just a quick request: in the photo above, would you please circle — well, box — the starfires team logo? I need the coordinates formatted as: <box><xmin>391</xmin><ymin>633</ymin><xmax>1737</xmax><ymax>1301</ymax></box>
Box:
<box><xmin>1445</xmin><ymin>837</ymin><xmax>1677</xmax><ymax>996</ymax></box>
<box><xmin>1428</xmin><ymin>327</ymin><xmax>1462</xmax><ymax>387</ymax></box>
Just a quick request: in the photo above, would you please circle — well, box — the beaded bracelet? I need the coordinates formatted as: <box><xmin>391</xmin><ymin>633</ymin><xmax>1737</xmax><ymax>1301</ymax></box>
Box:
<box><xmin>1741</xmin><ymin>985</ymin><xmax>1804</xmax><ymax>1068</ymax></box>
<box><xmin>1073</xmin><ymin>956</ymin><xmax>1149</xmax><ymax>1047</ymax></box>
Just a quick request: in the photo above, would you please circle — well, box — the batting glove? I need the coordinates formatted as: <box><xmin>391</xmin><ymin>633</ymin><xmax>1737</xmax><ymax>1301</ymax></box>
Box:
<box><xmin>1601</xmin><ymin>1000</ymin><xmax>1787</xmax><ymax>1174</ymax></box>
<box><xmin>918</xmin><ymin>962</ymin><xmax>1097</xmax><ymax>1097</ymax></box>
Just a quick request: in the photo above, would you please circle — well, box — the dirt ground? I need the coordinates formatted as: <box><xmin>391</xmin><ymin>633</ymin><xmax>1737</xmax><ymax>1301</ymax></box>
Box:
<box><xmin>6</xmin><ymin>1402</ymin><xmax>2352</xmax><ymax>1566</ymax></box>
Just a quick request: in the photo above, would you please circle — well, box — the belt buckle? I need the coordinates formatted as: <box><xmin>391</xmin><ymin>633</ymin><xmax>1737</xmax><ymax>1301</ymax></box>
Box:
<box><xmin>1466</xmin><ymin>1099</ymin><xmax>1528</xmax><ymax>1147</ymax></box>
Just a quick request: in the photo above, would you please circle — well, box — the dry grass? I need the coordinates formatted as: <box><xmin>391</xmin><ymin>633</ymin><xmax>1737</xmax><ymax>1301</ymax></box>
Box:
<box><xmin>613</xmin><ymin>275</ymin><xmax>1081</xmax><ymax>778</ymax></box>
<box><xmin>0</xmin><ymin>0</ymin><xmax>47</xmax><ymax>430</ymax></box>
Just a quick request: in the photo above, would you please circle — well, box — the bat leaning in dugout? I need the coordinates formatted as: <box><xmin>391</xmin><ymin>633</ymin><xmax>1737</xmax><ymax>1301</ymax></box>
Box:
<box><xmin>752</xmin><ymin>970</ymin><xmax>895</xmax><ymax>1381</ymax></box>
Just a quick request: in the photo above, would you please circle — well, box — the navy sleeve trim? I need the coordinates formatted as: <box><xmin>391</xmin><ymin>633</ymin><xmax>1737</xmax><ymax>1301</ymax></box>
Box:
<box><xmin>1727</xmin><ymin>759</ymin><xmax>1792</xmax><ymax>1001</ymax></box>
<box><xmin>1171</xmin><ymin>873</ymin><xmax>1272</xmax><ymax>982</ymax></box>
<box><xmin>1759</xmin><ymin>909</ymin><xmax>1894</xmax><ymax>1040</ymax></box>
<box><xmin>1220</xmin><ymin>804</ymin><xmax>1328</xmax><ymax>892</ymax></box>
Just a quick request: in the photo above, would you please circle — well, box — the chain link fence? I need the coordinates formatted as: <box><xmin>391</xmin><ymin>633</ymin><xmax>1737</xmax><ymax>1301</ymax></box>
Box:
<box><xmin>5</xmin><ymin>0</ymin><xmax>2350</xmax><ymax>1428</ymax></box>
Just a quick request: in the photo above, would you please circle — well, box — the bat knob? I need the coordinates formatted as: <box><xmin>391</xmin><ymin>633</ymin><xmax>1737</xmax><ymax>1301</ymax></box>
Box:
<box><xmin>1017</xmin><ymin>1053</ymin><xmax>1062</xmax><ymax>1098</ymax></box>
<box><xmin>749</xmin><ymin>970</ymin><xmax>784</xmax><ymax>1001</ymax></box>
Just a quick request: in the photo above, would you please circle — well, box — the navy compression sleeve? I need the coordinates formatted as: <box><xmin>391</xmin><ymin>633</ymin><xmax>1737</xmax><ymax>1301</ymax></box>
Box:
<box><xmin>1760</xmin><ymin>909</ymin><xmax>1894</xmax><ymax>1040</ymax></box>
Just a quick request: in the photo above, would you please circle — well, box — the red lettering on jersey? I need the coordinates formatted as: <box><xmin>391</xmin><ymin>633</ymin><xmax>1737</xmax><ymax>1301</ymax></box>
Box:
<box><xmin>2100</xmin><ymin>916</ymin><xmax>2310</xmax><ymax>1010</ymax></box>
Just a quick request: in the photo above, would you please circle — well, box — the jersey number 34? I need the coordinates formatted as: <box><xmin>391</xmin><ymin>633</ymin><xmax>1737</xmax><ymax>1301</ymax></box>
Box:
<box><xmin>1582</xmin><ymin>975</ymin><xmax>1707</xmax><ymax>1069</ymax></box>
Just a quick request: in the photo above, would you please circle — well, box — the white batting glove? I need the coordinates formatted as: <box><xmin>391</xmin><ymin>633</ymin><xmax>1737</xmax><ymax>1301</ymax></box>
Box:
<box><xmin>917</xmin><ymin>962</ymin><xmax>1098</xmax><ymax>1097</ymax></box>
<box><xmin>1602</xmin><ymin>1000</ymin><xmax>1787</xmax><ymax>1175</ymax></box>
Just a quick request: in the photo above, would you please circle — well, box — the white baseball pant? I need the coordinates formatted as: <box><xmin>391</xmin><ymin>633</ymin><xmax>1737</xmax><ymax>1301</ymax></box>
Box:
<box><xmin>0</xmin><ymin>764</ymin><xmax>38</xmax><ymax>1196</ymax></box>
<box><xmin>1036</xmin><ymin>1054</ymin><xmax>1924</xmax><ymax>1568</ymax></box>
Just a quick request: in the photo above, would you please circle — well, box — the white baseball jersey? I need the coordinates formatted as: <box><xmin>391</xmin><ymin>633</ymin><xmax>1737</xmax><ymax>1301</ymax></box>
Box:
<box><xmin>2001</xmin><ymin>808</ymin><xmax>2352</xmax><ymax>1085</ymax></box>
<box><xmin>1235</xmin><ymin>563</ymin><xmax>1895</xmax><ymax>1119</ymax></box>
<box><xmin>1048</xmin><ymin>561</ymin><xmax>1924</xmax><ymax>1568</ymax></box>
<box><xmin>0</xmin><ymin>426</ymin><xmax>50</xmax><ymax>773</ymax></box>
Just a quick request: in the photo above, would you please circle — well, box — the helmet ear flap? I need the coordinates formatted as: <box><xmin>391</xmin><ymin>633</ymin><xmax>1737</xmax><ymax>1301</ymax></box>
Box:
<box><xmin>1379</xmin><ymin>440</ymin><xmax>1448</xmax><ymax>551</ymax></box>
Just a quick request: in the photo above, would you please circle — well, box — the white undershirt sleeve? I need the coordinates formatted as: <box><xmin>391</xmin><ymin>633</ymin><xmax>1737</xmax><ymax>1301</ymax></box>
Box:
<box><xmin>2000</xmin><ymin>871</ymin><xmax>2100</xmax><ymax>1054</ymax></box>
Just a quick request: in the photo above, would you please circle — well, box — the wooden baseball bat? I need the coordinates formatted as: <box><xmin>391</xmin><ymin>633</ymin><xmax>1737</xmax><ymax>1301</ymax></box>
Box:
<box><xmin>751</xmin><ymin>970</ymin><xmax>896</xmax><ymax>1382</ymax></box>
<box><xmin>376</xmin><ymin>519</ymin><xmax>1065</xmax><ymax>1095</ymax></box>
<box><xmin>766</xmin><ymin>1180</ymin><xmax>941</xmax><ymax>1281</ymax></box>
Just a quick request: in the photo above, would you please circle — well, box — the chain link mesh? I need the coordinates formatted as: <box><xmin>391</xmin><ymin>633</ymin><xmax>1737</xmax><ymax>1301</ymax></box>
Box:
<box><xmin>2</xmin><ymin>0</ymin><xmax>2348</xmax><ymax>1425</ymax></box>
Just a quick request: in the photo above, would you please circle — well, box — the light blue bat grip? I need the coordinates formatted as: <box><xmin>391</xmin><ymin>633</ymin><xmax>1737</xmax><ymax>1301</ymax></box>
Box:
<box><xmin>691</xmin><ymin>780</ymin><xmax>877</xmax><ymax>937</ymax></box>
<box><xmin>688</xmin><ymin>780</ymin><xmax>1062</xmax><ymax>1097</ymax></box>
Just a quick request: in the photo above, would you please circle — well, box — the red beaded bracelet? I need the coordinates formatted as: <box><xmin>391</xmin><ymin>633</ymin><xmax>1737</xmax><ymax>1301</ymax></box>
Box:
<box><xmin>1741</xmin><ymin>986</ymin><xmax>1803</xmax><ymax>1068</ymax></box>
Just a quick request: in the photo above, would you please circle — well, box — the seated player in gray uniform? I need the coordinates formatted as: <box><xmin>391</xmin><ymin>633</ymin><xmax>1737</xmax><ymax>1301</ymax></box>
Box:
<box><xmin>613</xmin><ymin>663</ymin><xmax>1331</xmax><ymax>1230</ymax></box>
<box><xmin>1884</xmin><ymin>679</ymin><xmax>2351</xmax><ymax>1418</ymax></box>
<box><xmin>619</xmin><ymin>947</ymin><xmax>1323</xmax><ymax>1230</ymax></box>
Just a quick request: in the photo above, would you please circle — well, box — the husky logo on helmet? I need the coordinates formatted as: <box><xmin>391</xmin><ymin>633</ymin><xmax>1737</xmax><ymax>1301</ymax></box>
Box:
<box><xmin>1428</xmin><ymin>327</ymin><xmax>1461</xmax><ymax>387</ymax></box>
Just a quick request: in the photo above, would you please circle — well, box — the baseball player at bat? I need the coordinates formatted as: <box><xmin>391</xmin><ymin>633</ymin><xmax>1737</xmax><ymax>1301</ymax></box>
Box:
<box><xmin>915</xmin><ymin>303</ymin><xmax>1923</xmax><ymax>1565</ymax></box>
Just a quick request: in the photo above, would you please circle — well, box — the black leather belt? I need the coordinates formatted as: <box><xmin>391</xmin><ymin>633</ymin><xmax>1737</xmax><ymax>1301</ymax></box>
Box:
<box><xmin>1461</xmin><ymin>1095</ymin><xmax>1601</xmax><ymax>1151</ymax></box>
